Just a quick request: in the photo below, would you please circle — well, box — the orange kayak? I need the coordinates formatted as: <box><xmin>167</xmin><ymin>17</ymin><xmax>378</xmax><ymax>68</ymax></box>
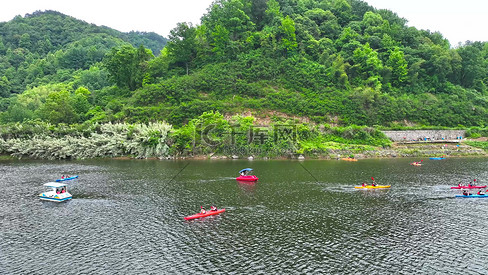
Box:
<box><xmin>341</xmin><ymin>158</ymin><xmax>358</xmax><ymax>162</ymax></box>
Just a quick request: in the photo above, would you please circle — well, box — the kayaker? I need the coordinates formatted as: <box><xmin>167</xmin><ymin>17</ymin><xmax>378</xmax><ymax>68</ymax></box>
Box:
<box><xmin>210</xmin><ymin>205</ymin><xmax>217</xmax><ymax>211</ymax></box>
<box><xmin>463</xmin><ymin>190</ymin><xmax>469</xmax><ymax>196</ymax></box>
<box><xmin>477</xmin><ymin>190</ymin><xmax>484</xmax><ymax>195</ymax></box>
<box><xmin>200</xmin><ymin>206</ymin><xmax>206</xmax><ymax>214</ymax></box>
<box><xmin>371</xmin><ymin>180</ymin><xmax>377</xmax><ymax>187</ymax></box>
<box><xmin>361</xmin><ymin>182</ymin><xmax>367</xmax><ymax>187</ymax></box>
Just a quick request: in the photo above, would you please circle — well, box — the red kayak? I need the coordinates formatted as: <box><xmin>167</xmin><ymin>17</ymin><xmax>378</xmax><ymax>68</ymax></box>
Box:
<box><xmin>184</xmin><ymin>209</ymin><xmax>226</xmax><ymax>220</ymax></box>
<box><xmin>236</xmin><ymin>175</ymin><xmax>258</xmax><ymax>181</ymax></box>
<box><xmin>451</xmin><ymin>185</ymin><xmax>487</xmax><ymax>189</ymax></box>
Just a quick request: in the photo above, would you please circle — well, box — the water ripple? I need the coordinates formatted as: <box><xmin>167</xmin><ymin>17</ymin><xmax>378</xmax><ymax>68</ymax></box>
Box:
<box><xmin>1</xmin><ymin>158</ymin><xmax>488</xmax><ymax>273</ymax></box>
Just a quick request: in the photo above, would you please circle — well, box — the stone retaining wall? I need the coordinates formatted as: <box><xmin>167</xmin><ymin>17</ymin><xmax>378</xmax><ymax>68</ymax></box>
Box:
<box><xmin>382</xmin><ymin>130</ymin><xmax>466</xmax><ymax>142</ymax></box>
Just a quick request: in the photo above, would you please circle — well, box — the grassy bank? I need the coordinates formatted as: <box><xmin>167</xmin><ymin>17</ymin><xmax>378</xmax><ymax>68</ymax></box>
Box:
<box><xmin>465</xmin><ymin>141</ymin><xmax>488</xmax><ymax>151</ymax></box>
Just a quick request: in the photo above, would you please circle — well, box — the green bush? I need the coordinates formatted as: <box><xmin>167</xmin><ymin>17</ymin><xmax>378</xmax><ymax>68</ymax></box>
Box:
<box><xmin>0</xmin><ymin>122</ymin><xmax>171</xmax><ymax>159</ymax></box>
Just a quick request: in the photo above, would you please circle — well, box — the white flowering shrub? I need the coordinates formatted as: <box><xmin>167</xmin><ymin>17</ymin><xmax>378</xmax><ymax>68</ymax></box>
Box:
<box><xmin>0</xmin><ymin>122</ymin><xmax>172</xmax><ymax>159</ymax></box>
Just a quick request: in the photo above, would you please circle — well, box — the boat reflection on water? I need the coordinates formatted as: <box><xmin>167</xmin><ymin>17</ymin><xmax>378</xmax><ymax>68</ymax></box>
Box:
<box><xmin>237</xmin><ymin>180</ymin><xmax>257</xmax><ymax>194</ymax></box>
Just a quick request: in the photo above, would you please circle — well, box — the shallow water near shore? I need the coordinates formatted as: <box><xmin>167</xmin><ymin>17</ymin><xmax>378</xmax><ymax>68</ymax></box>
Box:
<box><xmin>1</xmin><ymin>157</ymin><xmax>488</xmax><ymax>274</ymax></box>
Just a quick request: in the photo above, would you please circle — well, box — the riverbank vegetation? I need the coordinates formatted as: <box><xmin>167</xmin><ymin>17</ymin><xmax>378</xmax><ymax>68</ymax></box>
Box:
<box><xmin>170</xmin><ymin>111</ymin><xmax>391</xmax><ymax>157</ymax></box>
<box><xmin>1</xmin><ymin>110</ymin><xmax>486</xmax><ymax>160</ymax></box>
<box><xmin>0</xmin><ymin>111</ymin><xmax>392</xmax><ymax>159</ymax></box>
<box><xmin>0</xmin><ymin>121</ymin><xmax>171</xmax><ymax>159</ymax></box>
<box><xmin>465</xmin><ymin>141</ymin><xmax>488</xmax><ymax>151</ymax></box>
<box><xmin>0</xmin><ymin>1</ymin><xmax>487</xmax><ymax>159</ymax></box>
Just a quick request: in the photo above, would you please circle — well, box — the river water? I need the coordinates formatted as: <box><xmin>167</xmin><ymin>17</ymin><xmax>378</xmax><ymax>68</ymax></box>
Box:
<box><xmin>1</xmin><ymin>157</ymin><xmax>488</xmax><ymax>274</ymax></box>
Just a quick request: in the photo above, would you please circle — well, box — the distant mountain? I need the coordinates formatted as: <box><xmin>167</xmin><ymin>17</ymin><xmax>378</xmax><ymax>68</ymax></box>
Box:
<box><xmin>0</xmin><ymin>10</ymin><xmax>167</xmax><ymax>56</ymax></box>
<box><xmin>0</xmin><ymin>10</ymin><xmax>167</xmax><ymax>94</ymax></box>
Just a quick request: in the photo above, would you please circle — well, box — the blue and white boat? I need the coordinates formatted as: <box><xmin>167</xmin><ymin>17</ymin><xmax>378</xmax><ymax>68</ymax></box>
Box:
<box><xmin>455</xmin><ymin>194</ymin><xmax>488</xmax><ymax>198</ymax></box>
<box><xmin>55</xmin><ymin>175</ymin><xmax>79</xmax><ymax>182</ymax></box>
<box><xmin>39</xmin><ymin>182</ymin><xmax>72</xmax><ymax>202</ymax></box>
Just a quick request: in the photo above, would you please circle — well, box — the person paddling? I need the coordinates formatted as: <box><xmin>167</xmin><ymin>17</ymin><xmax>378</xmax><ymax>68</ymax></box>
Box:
<box><xmin>200</xmin><ymin>206</ymin><xmax>206</xmax><ymax>214</ymax></box>
<box><xmin>477</xmin><ymin>190</ymin><xmax>484</xmax><ymax>195</ymax></box>
<box><xmin>210</xmin><ymin>205</ymin><xmax>217</xmax><ymax>211</ymax></box>
<box><xmin>371</xmin><ymin>177</ymin><xmax>377</xmax><ymax>187</ymax></box>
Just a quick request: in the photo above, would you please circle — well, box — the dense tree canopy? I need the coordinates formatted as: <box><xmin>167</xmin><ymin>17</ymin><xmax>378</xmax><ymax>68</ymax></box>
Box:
<box><xmin>0</xmin><ymin>2</ymin><xmax>487</xmax><ymax>128</ymax></box>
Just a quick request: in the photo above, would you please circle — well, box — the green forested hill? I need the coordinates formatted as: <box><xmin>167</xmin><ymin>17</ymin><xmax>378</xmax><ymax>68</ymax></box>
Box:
<box><xmin>0</xmin><ymin>1</ymin><xmax>487</xmax><ymax>129</ymax></box>
<box><xmin>0</xmin><ymin>10</ymin><xmax>167</xmax><ymax>95</ymax></box>
<box><xmin>150</xmin><ymin>0</ymin><xmax>487</xmax><ymax>127</ymax></box>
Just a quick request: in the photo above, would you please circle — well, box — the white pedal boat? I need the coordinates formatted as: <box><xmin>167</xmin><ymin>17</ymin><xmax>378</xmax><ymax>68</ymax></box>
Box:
<box><xmin>39</xmin><ymin>182</ymin><xmax>72</xmax><ymax>202</ymax></box>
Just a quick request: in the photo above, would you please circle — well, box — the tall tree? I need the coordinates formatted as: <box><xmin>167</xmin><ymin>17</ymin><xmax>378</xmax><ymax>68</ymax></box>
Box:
<box><xmin>0</xmin><ymin>76</ymin><xmax>11</xmax><ymax>98</ymax></box>
<box><xmin>280</xmin><ymin>16</ymin><xmax>298</xmax><ymax>57</ymax></box>
<box><xmin>202</xmin><ymin>0</ymin><xmax>256</xmax><ymax>59</ymax></box>
<box><xmin>456</xmin><ymin>42</ymin><xmax>486</xmax><ymax>90</ymax></box>
<box><xmin>351</xmin><ymin>43</ymin><xmax>383</xmax><ymax>88</ymax></box>
<box><xmin>37</xmin><ymin>90</ymin><xmax>78</xmax><ymax>124</ymax></box>
<box><xmin>249</xmin><ymin>0</ymin><xmax>268</xmax><ymax>29</ymax></box>
<box><xmin>103</xmin><ymin>45</ymin><xmax>154</xmax><ymax>90</ymax></box>
<box><xmin>387</xmin><ymin>47</ymin><xmax>408</xmax><ymax>87</ymax></box>
<box><xmin>165</xmin><ymin>22</ymin><xmax>198</xmax><ymax>75</ymax></box>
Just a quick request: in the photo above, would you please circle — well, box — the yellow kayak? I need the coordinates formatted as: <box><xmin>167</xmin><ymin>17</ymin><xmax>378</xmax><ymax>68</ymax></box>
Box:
<box><xmin>355</xmin><ymin>185</ymin><xmax>391</xmax><ymax>189</ymax></box>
